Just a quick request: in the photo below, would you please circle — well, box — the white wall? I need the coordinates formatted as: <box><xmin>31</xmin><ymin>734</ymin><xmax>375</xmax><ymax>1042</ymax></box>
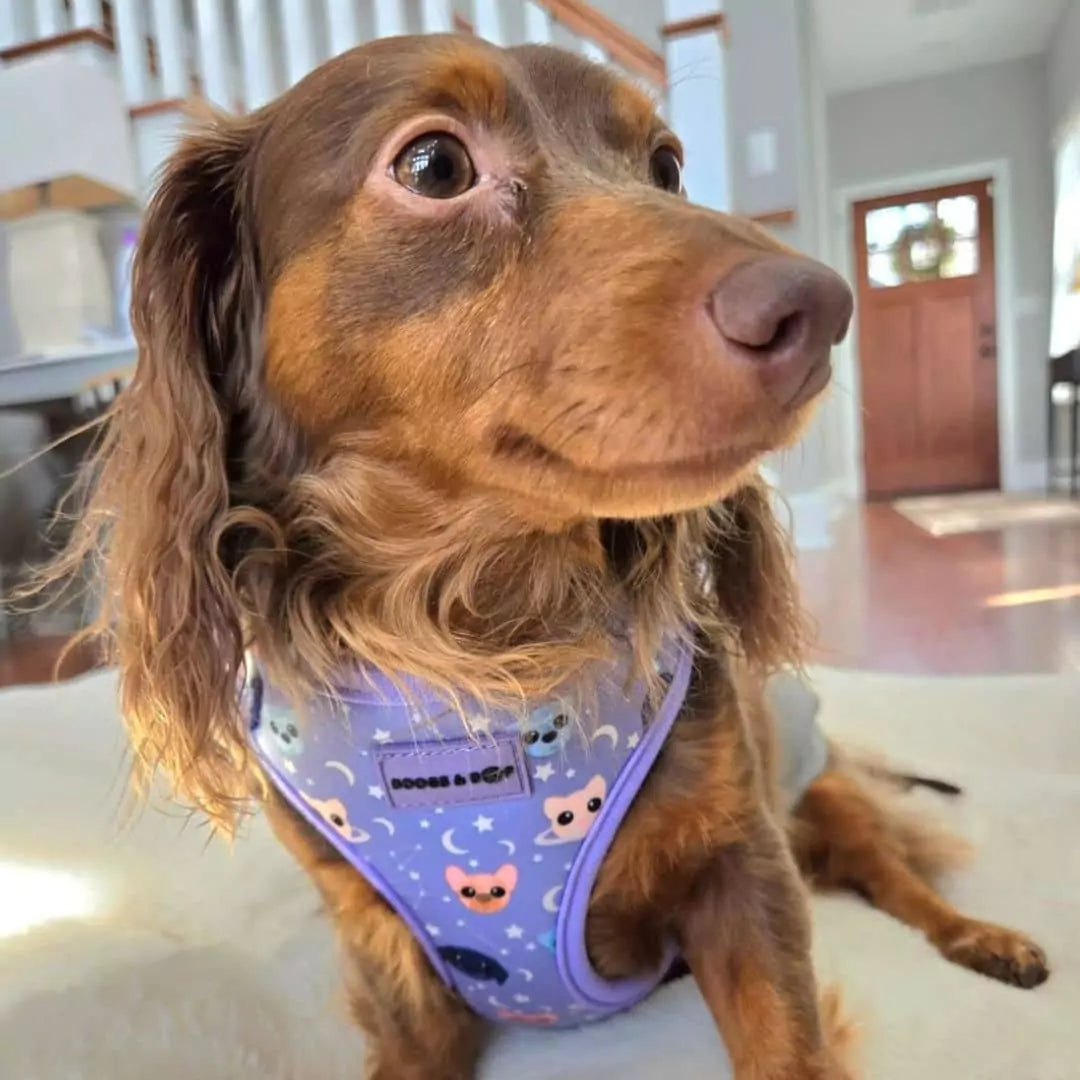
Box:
<box><xmin>828</xmin><ymin>55</ymin><xmax>1055</xmax><ymax>479</ymax></box>
<box><xmin>1049</xmin><ymin>0</ymin><xmax>1080</xmax><ymax>136</ymax></box>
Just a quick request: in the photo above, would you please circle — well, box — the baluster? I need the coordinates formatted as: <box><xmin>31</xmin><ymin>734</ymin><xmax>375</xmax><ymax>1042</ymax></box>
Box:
<box><xmin>237</xmin><ymin>0</ymin><xmax>276</xmax><ymax>107</ymax></box>
<box><xmin>280</xmin><ymin>0</ymin><xmax>318</xmax><ymax>85</ymax></box>
<box><xmin>326</xmin><ymin>0</ymin><xmax>360</xmax><ymax>55</ymax></box>
<box><xmin>580</xmin><ymin>39</ymin><xmax>607</xmax><ymax>63</ymax></box>
<box><xmin>0</xmin><ymin>1</ymin><xmax>20</xmax><ymax>49</ymax></box>
<box><xmin>372</xmin><ymin>0</ymin><xmax>406</xmax><ymax>38</ymax></box>
<box><xmin>33</xmin><ymin>0</ymin><xmax>66</xmax><ymax>37</ymax></box>
<box><xmin>69</xmin><ymin>0</ymin><xmax>103</xmax><ymax>29</ymax></box>
<box><xmin>149</xmin><ymin>0</ymin><xmax>187</xmax><ymax>98</ymax></box>
<box><xmin>471</xmin><ymin>0</ymin><xmax>502</xmax><ymax>45</ymax></box>
<box><xmin>419</xmin><ymin>0</ymin><xmax>452</xmax><ymax>34</ymax></box>
<box><xmin>522</xmin><ymin>0</ymin><xmax>550</xmax><ymax>44</ymax></box>
<box><xmin>113</xmin><ymin>0</ymin><xmax>150</xmax><ymax>104</ymax></box>
<box><xmin>193</xmin><ymin>0</ymin><xmax>232</xmax><ymax>108</ymax></box>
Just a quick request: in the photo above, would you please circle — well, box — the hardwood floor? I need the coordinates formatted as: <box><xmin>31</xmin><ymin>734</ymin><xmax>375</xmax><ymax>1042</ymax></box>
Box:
<box><xmin>800</xmin><ymin>504</ymin><xmax>1080</xmax><ymax>675</ymax></box>
<box><xmin>1</xmin><ymin>505</ymin><xmax>1077</xmax><ymax>687</ymax></box>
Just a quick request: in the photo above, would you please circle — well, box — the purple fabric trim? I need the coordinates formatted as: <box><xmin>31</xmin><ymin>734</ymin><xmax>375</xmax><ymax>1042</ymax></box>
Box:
<box><xmin>555</xmin><ymin>644</ymin><xmax>692</xmax><ymax>1008</ymax></box>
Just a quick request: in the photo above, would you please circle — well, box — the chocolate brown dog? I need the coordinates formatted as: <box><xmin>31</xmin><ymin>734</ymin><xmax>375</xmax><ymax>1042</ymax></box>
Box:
<box><xmin>57</xmin><ymin>34</ymin><xmax>877</xmax><ymax>1079</ymax></box>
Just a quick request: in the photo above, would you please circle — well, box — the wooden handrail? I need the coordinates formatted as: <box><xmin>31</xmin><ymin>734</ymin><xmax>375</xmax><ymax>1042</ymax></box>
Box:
<box><xmin>539</xmin><ymin>0</ymin><xmax>666</xmax><ymax>87</ymax></box>
<box><xmin>0</xmin><ymin>26</ymin><xmax>113</xmax><ymax>63</ymax></box>
<box><xmin>661</xmin><ymin>14</ymin><xmax>729</xmax><ymax>41</ymax></box>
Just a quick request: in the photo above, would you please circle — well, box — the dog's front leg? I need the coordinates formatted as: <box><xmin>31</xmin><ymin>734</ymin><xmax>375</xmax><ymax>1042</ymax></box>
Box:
<box><xmin>263</xmin><ymin>792</ymin><xmax>486</xmax><ymax>1079</ymax></box>
<box><xmin>677</xmin><ymin>812</ymin><xmax>856</xmax><ymax>1080</ymax></box>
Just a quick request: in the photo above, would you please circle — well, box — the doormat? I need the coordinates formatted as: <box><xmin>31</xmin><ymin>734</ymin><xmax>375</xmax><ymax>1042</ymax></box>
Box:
<box><xmin>893</xmin><ymin>491</ymin><xmax>1080</xmax><ymax>537</ymax></box>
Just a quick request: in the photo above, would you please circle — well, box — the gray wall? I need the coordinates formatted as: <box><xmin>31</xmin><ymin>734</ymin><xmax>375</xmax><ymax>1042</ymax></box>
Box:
<box><xmin>1049</xmin><ymin>0</ymin><xmax>1080</xmax><ymax>134</ymax></box>
<box><xmin>828</xmin><ymin>55</ymin><xmax>1055</xmax><ymax>472</ymax></box>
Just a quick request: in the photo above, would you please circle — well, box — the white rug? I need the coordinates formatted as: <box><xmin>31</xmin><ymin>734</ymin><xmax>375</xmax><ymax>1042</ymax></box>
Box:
<box><xmin>0</xmin><ymin>667</ymin><xmax>1077</xmax><ymax>1080</ymax></box>
<box><xmin>892</xmin><ymin>491</ymin><xmax>1080</xmax><ymax>537</ymax></box>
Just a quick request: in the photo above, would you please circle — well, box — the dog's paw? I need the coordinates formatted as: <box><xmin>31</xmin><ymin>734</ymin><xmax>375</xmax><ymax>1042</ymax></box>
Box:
<box><xmin>938</xmin><ymin>921</ymin><xmax>1049</xmax><ymax>989</ymax></box>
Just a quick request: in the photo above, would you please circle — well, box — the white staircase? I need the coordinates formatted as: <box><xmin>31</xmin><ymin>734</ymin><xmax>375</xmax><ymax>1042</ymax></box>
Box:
<box><xmin>0</xmin><ymin>0</ymin><xmax>677</xmax><ymax>195</ymax></box>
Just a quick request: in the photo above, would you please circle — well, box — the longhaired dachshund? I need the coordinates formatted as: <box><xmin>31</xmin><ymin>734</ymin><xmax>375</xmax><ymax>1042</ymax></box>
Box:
<box><xmin>50</xmin><ymin>34</ymin><xmax>1046</xmax><ymax>1080</ymax></box>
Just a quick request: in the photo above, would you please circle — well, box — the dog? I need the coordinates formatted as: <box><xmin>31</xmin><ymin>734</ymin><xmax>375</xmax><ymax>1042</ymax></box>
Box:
<box><xmin>45</xmin><ymin>33</ymin><xmax>1043</xmax><ymax>1080</ymax></box>
<box><xmin>768</xmin><ymin>674</ymin><xmax>1049</xmax><ymax>989</ymax></box>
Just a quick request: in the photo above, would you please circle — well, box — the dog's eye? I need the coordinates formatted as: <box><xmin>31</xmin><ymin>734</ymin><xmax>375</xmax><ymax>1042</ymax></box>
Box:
<box><xmin>552</xmin><ymin>714</ymin><xmax>568</xmax><ymax>729</ymax></box>
<box><xmin>523</xmin><ymin>730</ymin><xmax>539</xmax><ymax>745</ymax></box>
<box><xmin>461</xmin><ymin>886</ymin><xmax>477</xmax><ymax>898</ymax></box>
<box><xmin>330</xmin><ymin>813</ymin><xmax>345</xmax><ymax>827</ymax></box>
<box><xmin>586</xmin><ymin>796</ymin><xmax>602</xmax><ymax>813</ymax></box>
<box><xmin>394</xmin><ymin>133</ymin><xmax>476</xmax><ymax>199</ymax></box>
<box><xmin>557</xmin><ymin>810</ymin><xmax>574</xmax><ymax>826</ymax></box>
<box><xmin>650</xmin><ymin>146</ymin><xmax>682</xmax><ymax>194</ymax></box>
<box><xmin>542</xmin><ymin>730</ymin><xmax>558</xmax><ymax>743</ymax></box>
<box><xmin>490</xmin><ymin>886</ymin><xmax>506</xmax><ymax>898</ymax></box>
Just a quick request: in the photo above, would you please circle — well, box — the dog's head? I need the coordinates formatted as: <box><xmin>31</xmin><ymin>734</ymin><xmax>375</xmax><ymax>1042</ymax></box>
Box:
<box><xmin>72</xmin><ymin>37</ymin><xmax>850</xmax><ymax>826</ymax></box>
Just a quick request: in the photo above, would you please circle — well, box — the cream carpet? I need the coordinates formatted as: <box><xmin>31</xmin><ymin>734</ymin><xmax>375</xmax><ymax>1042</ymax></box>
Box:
<box><xmin>892</xmin><ymin>491</ymin><xmax>1080</xmax><ymax>537</ymax></box>
<box><xmin>0</xmin><ymin>667</ymin><xmax>1077</xmax><ymax>1080</ymax></box>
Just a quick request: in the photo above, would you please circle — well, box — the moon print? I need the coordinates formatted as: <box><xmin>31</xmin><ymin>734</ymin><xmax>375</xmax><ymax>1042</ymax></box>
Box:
<box><xmin>498</xmin><ymin>839</ymin><xmax>517</xmax><ymax>856</ymax></box>
<box><xmin>325</xmin><ymin>760</ymin><xmax>356</xmax><ymax>786</ymax></box>
<box><xmin>542</xmin><ymin>885</ymin><xmax>563</xmax><ymax>914</ymax></box>
<box><xmin>590</xmin><ymin>724</ymin><xmax>619</xmax><ymax>749</ymax></box>
<box><xmin>488</xmin><ymin>996</ymin><xmax>513</xmax><ymax>1010</ymax></box>
<box><xmin>372</xmin><ymin>817</ymin><xmax>396</xmax><ymax>836</ymax></box>
<box><xmin>442</xmin><ymin>828</ymin><xmax>469</xmax><ymax>856</ymax></box>
<box><xmin>517</xmin><ymin>968</ymin><xmax>535</xmax><ymax>983</ymax></box>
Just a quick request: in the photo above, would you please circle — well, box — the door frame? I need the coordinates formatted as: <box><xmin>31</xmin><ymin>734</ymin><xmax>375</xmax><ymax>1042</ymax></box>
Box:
<box><xmin>832</xmin><ymin>158</ymin><xmax>1022</xmax><ymax>498</ymax></box>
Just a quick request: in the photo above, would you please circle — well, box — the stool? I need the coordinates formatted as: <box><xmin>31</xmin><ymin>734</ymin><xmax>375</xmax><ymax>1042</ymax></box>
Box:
<box><xmin>1049</xmin><ymin>348</ymin><xmax>1080</xmax><ymax>496</ymax></box>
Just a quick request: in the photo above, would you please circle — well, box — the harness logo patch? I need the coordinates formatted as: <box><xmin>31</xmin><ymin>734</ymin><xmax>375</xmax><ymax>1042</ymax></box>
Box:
<box><xmin>375</xmin><ymin>734</ymin><xmax>531</xmax><ymax>810</ymax></box>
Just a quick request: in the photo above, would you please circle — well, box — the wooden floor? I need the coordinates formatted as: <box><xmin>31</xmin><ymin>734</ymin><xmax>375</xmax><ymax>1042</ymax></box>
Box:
<box><xmin>1</xmin><ymin>505</ymin><xmax>1078</xmax><ymax>686</ymax></box>
<box><xmin>800</xmin><ymin>504</ymin><xmax>1080</xmax><ymax>675</ymax></box>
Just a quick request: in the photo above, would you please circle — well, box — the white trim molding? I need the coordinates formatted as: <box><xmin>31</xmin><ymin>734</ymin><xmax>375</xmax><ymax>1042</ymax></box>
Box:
<box><xmin>831</xmin><ymin>159</ymin><xmax>1025</xmax><ymax>497</ymax></box>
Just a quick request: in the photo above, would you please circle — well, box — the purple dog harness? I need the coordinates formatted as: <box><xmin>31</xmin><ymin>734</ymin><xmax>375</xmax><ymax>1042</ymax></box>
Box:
<box><xmin>247</xmin><ymin>640</ymin><xmax>693</xmax><ymax>1029</ymax></box>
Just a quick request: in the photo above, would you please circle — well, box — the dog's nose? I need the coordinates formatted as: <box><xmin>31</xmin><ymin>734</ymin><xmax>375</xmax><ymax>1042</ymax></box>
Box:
<box><xmin>708</xmin><ymin>255</ymin><xmax>853</xmax><ymax>407</ymax></box>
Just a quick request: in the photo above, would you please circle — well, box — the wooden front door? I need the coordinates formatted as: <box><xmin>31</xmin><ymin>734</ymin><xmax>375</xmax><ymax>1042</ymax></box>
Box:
<box><xmin>854</xmin><ymin>179</ymin><xmax>999</xmax><ymax>499</ymax></box>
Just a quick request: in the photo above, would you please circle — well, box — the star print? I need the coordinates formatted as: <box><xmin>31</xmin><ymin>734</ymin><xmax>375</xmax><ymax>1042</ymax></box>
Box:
<box><xmin>409</xmin><ymin>871</ymin><xmax>420</xmax><ymax>881</ymax></box>
<box><xmin>505</xmin><ymin>924</ymin><xmax>524</xmax><ymax>940</ymax></box>
<box><xmin>435</xmin><ymin>808</ymin><xmax>444</xmax><ymax>815</ymax></box>
<box><xmin>468</xmin><ymin>715</ymin><xmax>493</xmax><ymax>736</ymax></box>
<box><xmin>414</xmin><ymin>844</ymin><xmax>423</xmax><ymax>851</ymax></box>
<box><xmin>425</xmin><ymin>924</ymin><xmax>441</xmax><ymax>937</ymax></box>
<box><xmin>565</xmin><ymin>768</ymin><xmax>576</xmax><ymax>778</ymax></box>
<box><xmin>473</xmin><ymin>814</ymin><xmax>494</xmax><ymax>833</ymax></box>
<box><xmin>513</xmin><ymin>994</ymin><xmax>530</xmax><ymax>1004</ymax></box>
<box><xmin>373</xmin><ymin>728</ymin><xmax>391</xmax><ymax>744</ymax></box>
<box><xmin>563</xmin><ymin>862</ymin><xmax>572</xmax><ymax>871</ymax></box>
<box><xmin>443</xmin><ymin>896</ymin><xmax>451</xmax><ymax>903</ymax></box>
<box><xmin>525</xmin><ymin>943</ymin><xmax>536</xmax><ymax>951</ymax></box>
<box><xmin>420</xmin><ymin>819</ymin><xmax>431</xmax><ymax>829</ymax></box>
<box><xmin>500</xmin><ymin>948</ymin><xmax>510</xmax><ymax>956</ymax></box>
<box><xmin>368</xmin><ymin>784</ymin><xmax>386</xmax><ymax>800</ymax></box>
<box><xmin>282</xmin><ymin>759</ymin><xmax>296</xmax><ymax>774</ymax></box>
<box><xmin>457</xmin><ymin>919</ymin><xmax>466</xmax><ymax>927</ymax></box>
<box><xmin>468</xmin><ymin>859</ymin><xmax>479</xmax><ymax>869</ymax></box>
<box><xmin>627</xmin><ymin>732</ymin><xmax>641</xmax><ymax>749</ymax></box>
<box><xmin>305</xmin><ymin>779</ymin><xmax>314</xmax><ymax>787</ymax></box>
<box><xmin>532</xmin><ymin>854</ymin><xmax>543</xmax><ymax>864</ymax></box>
<box><xmin>534</xmin><ymin>763</ymin><xmax>555</xmax><ymax>782</ymax></box>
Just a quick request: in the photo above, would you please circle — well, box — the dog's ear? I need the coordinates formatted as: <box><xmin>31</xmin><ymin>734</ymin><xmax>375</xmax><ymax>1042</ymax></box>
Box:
<box><xmin>85</xmin><ymin>115</ymin><xmax>263</xmax><ymax>830</ymax></box>
<box><xmin>445</xmin><ymin>866</ymin><xmax>469</xmax><ymax>892</ymax></box>
<box><xmin>707</xmin><ymin>479</ymin><xmax>806</xmax><ymax>671</ymax></box>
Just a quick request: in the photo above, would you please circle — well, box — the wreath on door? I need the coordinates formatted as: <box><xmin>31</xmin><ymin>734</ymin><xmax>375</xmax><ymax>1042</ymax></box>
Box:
<box><xmin>893</xmin><ymin>218</ymin><xmax>956</xmax><ymax>283</ymax></box>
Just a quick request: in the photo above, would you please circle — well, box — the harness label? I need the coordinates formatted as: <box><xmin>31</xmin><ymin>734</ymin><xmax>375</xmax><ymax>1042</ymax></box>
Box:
<box><xmin>375</xmin><ymin>734</ymin><xmax>531</xmax><ymax>810</ymax></box>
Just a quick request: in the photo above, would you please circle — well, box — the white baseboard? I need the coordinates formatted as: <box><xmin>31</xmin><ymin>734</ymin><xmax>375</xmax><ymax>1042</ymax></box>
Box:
<box><xmin>774</xmin><ymin>482</ymin><xmax>848</xmax><ymax>552</ymax></box>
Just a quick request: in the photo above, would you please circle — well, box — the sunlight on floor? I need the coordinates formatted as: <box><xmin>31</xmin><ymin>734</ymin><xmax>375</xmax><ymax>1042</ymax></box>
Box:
<box><xmin>983</xmin><ymin>583</ymin><xmax>1080</xmax><ymax>609</ymax></box>
<box><xmin>0</xmin><ymin>861</ymin><xmax>99</xmax><ymax>938</ymax></box>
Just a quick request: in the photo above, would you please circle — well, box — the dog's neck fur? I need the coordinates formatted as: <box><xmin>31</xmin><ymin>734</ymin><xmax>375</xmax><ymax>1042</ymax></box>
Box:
<box><xmin>234</xmin><ymin>448</ymin><xmax>716</xmax><ymax>710</ymax></box>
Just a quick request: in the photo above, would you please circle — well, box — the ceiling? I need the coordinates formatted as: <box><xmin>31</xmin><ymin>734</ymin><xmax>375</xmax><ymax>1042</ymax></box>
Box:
<box><xmin>815</xmin><ymin>0</ymin><xmax>1068</xmax><ymax>95</ymax></box>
